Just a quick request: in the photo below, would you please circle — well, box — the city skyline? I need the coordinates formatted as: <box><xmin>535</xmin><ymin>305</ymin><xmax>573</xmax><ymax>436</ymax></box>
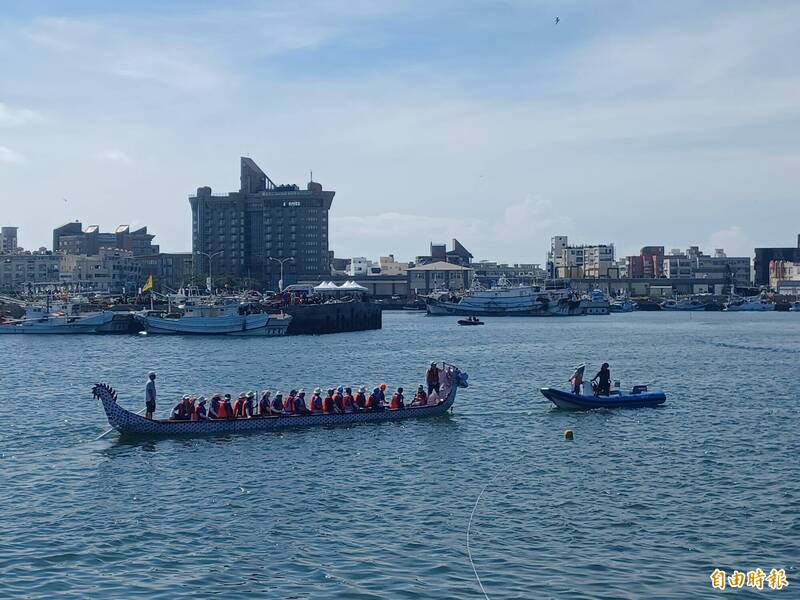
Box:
<box><xmin>2</xmin><ymin>1</ymin><xmax>799</xmax><ymax>261</ymax></box>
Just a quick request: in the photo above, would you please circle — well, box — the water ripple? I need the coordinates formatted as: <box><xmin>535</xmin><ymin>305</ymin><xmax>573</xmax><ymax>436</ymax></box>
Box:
<box><xmin>1</xmin><ymin>312</ymin><xmax>798</xmax><ymax>598</ymax></box>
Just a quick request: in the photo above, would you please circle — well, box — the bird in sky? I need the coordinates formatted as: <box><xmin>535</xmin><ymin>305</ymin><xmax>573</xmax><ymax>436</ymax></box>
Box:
<box><xmin>554</xmin><ymin>16</ymin><xmax>560</xmax><ymax>25</ymax></box>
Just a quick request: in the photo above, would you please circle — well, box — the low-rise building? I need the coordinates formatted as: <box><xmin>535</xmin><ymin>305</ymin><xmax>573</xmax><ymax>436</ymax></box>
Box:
<box><xmin>59</xmin><ymin>248</ymin><xmax>142</xmax><ymax>293</ymax></box>
<box><xmin>754</xmin><ymin>235</ymin><xmax>800</xmax><ymax>287</ymax></box>
<box><xmin>53</xmin><ymin>222</ymin><xmax>159</xmax><ymax>256</ymax></box>
<box><xmin>347</xmin><ymin>257</ymin><xmax>372</xmax><ymax>276</ymax></box>
<box><xmin>377</xmin><ymin>255</ymin><xmax>409</xmax><ymax>277</ymax></box>
<box><xmin>663</xmin><ymin>250</ymin><xmax>694</xmax><ymax>279</ymax></box>
<box><xmin>137</xmin><ymin>252</ymin><xmax>195</xmax><ymax>291</ymax></box>
<box><xmin>626</xmin><ymin>246</ymin><xmax>665</xmax><ymax>279</ymax></box>
<box><xmin>472</xmin><ymin>261</ymin><xmax>546</xmax><ymax>286</ymax></box>
<box><xmin>1</xmin><ymin>227</ymin><xmax>19</xmax><ymax>253</ymax></box>
<box><xmin>662</xmin><ymin>247</ymin><xmax>750</xmax><ymax>287</ymax></box>
<box><xmin>415</xmin><ymin>239</ymin><xmax>473</xmax><ymax>266</ymax></box>
<box><xmin>769</xmin><ymin>259</ymin><xmax>800</xmax><ymax>292</ymax></box>
<box><xmin>695</xmin><ymin>249</ymin><xmax>751</xmax><ymax>287</ymax></box>
<box><xmin>0</xmin><ymin>250</ymin><xmax>61</xmax><ymax>292</ymax></box>
<box><xmin>407</xmin><ymin>261</ymin><xmax>473</xmax><ymax>293</ymax></box>
<box><xmin>548</xmin><ymin>236</ymin><xmax>615</xmax><ymax>279</ymax></box>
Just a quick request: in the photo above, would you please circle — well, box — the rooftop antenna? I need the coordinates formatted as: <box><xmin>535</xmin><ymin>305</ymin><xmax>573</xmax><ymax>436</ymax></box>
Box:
<box><xmin>310</xmin><ymin>169</ymin><xmax>313</xmax><ymax>183</ymax></box>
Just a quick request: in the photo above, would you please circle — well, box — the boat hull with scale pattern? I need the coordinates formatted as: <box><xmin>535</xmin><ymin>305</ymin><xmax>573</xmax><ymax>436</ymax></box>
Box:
<box><xmin>93</xmin><ymin>364</ymin><xmax>468</xmax><ymax>437</ymax></box>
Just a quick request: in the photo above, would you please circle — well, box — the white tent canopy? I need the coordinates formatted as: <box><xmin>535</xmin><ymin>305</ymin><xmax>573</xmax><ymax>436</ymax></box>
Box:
<box><xmin>313</xmin><ymin>281</ymin><xmax>340</xmax><ymax>292</ymax></box>
<box><xmin>340</xmin><ymin>280</ymin><xmax>368</xmax><ymax>292</ymax></box>
<box><xmin>313</xmin><ymin>280</ymin><xmax>368</xmax><ymax>294</ymax></box>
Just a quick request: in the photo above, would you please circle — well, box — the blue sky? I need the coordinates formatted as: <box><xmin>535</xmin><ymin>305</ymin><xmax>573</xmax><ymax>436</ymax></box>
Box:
<box><xmin>1</xmin><ymin>1</ymin><xmax>799</xmax><ymax>262</ymax></box>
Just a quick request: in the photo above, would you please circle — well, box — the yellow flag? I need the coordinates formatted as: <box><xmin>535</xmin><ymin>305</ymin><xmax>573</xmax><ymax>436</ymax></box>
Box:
<box><xmin>142</xmin><ymin>275</ymin><xmax>154</xmax><ymax>293</ymax></box>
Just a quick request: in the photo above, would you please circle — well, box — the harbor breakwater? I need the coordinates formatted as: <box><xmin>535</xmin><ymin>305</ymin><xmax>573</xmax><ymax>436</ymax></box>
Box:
<box><xmin>269</xmin><ymin>301</ymin><xmax>382</xmax><ymax>335</ymax></box>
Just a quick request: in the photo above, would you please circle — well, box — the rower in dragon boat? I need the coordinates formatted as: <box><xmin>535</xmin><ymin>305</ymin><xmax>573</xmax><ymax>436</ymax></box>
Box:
<box><xmin>154</xmin><ymin>365</ymin><xmax>449</xmax><ymax>422</ymax></box>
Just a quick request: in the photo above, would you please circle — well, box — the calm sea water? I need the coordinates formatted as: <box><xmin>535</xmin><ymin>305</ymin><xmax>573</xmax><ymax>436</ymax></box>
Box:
<box><xmin>1</xmin><ymin>311</ymin><xmax>798</xmax><ymax>599</ymax></box>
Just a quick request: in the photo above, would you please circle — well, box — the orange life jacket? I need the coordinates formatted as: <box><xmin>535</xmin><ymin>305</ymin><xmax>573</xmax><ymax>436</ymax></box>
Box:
<box><xmin>219</xmin><ymin>402</ymin><xmax>232</xmax><ymax>419</ymax></box>
<box><xmin>310</xmin><ymin>395</ymin><xmax>323</xmax><ymax>411</ymax></box>
<box><xmin>342</xmin><ymin>394</ymin><xmax>354</xmax><ymax>410</ymax></box>
<box><xmin>415</xmin><ymin>392</ymin><xmax>428</xmax><ymax>406</ymax></box>
<box><xmin>322</xmin><ymin>396</ymin><xmax>334</xmax><ymax>413</ymax></box>
<box><xmin>285</xmin><ymin>396</ymin><xmax>296</xmax><ymax>413</ymax></box>
<box><xmin>232</xmin><ymin>399</ymin><xmax>243</xmax><ymax>417</ymax></box>
<box><xmin>390</xmin><ymin>393</ymin><xmax>403</xmax><ymax>410</ymax></box>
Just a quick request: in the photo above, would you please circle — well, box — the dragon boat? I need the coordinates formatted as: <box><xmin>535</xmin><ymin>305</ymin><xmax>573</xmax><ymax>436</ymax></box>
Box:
<box><xmin>93</xmin><ymin>363</ymin><xmax>468</xmax><ymax>438</ymax></box>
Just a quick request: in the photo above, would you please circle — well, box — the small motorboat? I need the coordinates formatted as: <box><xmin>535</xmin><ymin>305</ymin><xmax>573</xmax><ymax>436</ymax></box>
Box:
<box><xmin>540</xmin><ymin>385</ymin><xmax>666</xmax><ymax>410</ymax></box>
<box><xmin>458</xmin><ymin>317</ymin><xmax>484</xmax><ymax>326</ymax></box>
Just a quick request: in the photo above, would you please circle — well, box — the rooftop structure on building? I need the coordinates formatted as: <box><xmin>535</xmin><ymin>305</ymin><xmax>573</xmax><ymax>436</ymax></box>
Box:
<box><xmin>190</xmin><ymin>157</ymin><xmax>334</xmax><ymax>289</ymax></box>
<box><xmin>415</xmin><ymin>239</ymin><xmax>473</xmax><ymax>266</ymax></box>
<box><xmin>53</xmin><ymin>222</ymin><xmax>159</xmax><ymax>256</ymax></box>
<box><xmin>1</xmin><ymin>227</ymin><xmax>19</xmax><ymax>254</ymax></box>
<box><xmin>754</xmin><ymin>235</ymin><xmax>800</xmax><ymax>287</ymax></box>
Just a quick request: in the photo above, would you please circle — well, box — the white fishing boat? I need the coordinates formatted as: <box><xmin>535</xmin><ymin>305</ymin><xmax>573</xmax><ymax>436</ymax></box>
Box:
<box><xmin>582</xmin><ymin>289</ymin><xmax>610</xmax><ymax>315</ymax></box>
<box><xmin>724</xmin><ymin>296</ymin><xmax>775</xmax><ymax>312</ymax></box>
<box><xmin>610</xmin><ymin>297</ymin><xmax>636</xmax><ymax>313</ymax></box>
<box><xmin>0</xmin><ymin>301</ymin><xmax>114</xmax><ymax>334</ymax></box>
<box><xmin>660</xmin><ymin>298</ymin><xmax>705</xmax><ymax>311</ymax></box>
<box><xmin>425</xmin><ymin>278</ymin><xmax>584</xmax><ymax>317</ymax></box>
<box><xmin>134</xmin><ymin>297</ymin><xmax>291</xmax><ymax>335</ymax></box>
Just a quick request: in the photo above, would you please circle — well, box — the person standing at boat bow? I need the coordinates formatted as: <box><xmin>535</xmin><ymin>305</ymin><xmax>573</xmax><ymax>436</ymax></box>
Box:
<box><xmin>426</xmin><ymin>362</ymin><xmax>441</xmax><ymax>395</ymax></box>
<box><xmin>569</xmin><ymin>364</ymin><xmax>585</xmax><ymax>395</ymax></box>
<box><xmin>144</xmin><ymin>372</ymin><xmax>157</xmax><ymax>420</ymax></box>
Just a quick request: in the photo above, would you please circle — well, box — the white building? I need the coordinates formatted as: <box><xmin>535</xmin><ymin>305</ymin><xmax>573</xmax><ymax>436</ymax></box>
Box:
<box><xmin>347</xmin><ymin>257</ymin><xmax>372</xmax><ymax>276</ymax></box>
<box><xmin>549</xmin><ymin>236</ymin><xmax>615</xmax><ymax>279</ymax></box>
<box><xmin>663</xmin><ymin>249</ymin><xmax>694</xmax><ymax>279</ymax></box>
<box><xmin>377</xmin><ymin>255</ymin><xmax>409</xmax><ymax>276</ymax></box>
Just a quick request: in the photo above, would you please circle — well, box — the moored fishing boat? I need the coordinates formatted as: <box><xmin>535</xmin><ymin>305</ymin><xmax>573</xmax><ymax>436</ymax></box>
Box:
<box><xmin>93</xmin><ymin>362</ymin><xmax>468</xmax><ymax>437</ymax></box>
<box><xmin>609</xmin><ymin>297</ymin><xmax>636</xmax><ymax>313</ymax></box>
<box><xmin>135</xmin><ymin>297</ymin><xmax>291</xmax><ymax>335</ymax></box>
<box><xmin>426</xmin><ymin>278</ymin><xmax>583</xmax><ymax>317</ymax></box>
<box><xmin>724</xmin><ymin>295</ymin><xmax>775</xmax><ymax>312</ymax></box>
<box><xmin>582</xmin><ymin>289</ymin><xmax>610</xmax><ymax>315</ymax></box>
<box><xmin>540</xmin><ymin>385</ymin><xmax>666</xmax><ymax>410</ymax></box>
<box><xmin>660</xmin><ymin>298</ymin><xmax>705</xmax><ymax>311</ymax></box>
<box><xmin>0</xmin><ymin>302</ymin><xmax>114</xmax><ymax>334</ymax></box>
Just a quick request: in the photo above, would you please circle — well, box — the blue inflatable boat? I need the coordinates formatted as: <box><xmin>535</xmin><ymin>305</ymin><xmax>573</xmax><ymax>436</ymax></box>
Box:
<box><xmin>540</xmin><ymin>385</ymin><xmax>666</xmax><ymax>410</ymax></box>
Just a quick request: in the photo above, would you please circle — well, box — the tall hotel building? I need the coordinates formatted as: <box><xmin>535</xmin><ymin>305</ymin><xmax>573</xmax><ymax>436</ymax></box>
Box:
<box><xmin>189</xmin><ymin>157</ymin><xmax>335</xmax><ymax>289</ymax></box>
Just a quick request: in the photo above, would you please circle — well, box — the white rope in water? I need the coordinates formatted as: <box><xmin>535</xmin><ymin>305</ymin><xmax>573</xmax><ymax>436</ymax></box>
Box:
<box><xmin>466</xmin><ymin>472</ymin><xmax>501</xmax><ymax>600</ymax></box>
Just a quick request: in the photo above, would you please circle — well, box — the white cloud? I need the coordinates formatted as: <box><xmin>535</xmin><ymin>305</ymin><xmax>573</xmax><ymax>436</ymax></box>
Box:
<box><xmin>95</xmin><ymin>149</ymin><xmax>132</xmax><ymax>164</ymax></box>
<box><xmin>332</xmin><ymin>197</ymin><xmax>569</xmax><ymax>262</ymax></box>
<box><xmin>704</xmin><ymin>226</ymin><xmax>755</xmax><ymax>258</ymax></box>
<box><xmin>0</xmin><ymin>102</ymin><xmax>40</xmax><ymax>127</ymax></box>
<box><xmin>0</xmin><ymin>146</ymin><xmax>26</xmax><ymax>164</ymax></box>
